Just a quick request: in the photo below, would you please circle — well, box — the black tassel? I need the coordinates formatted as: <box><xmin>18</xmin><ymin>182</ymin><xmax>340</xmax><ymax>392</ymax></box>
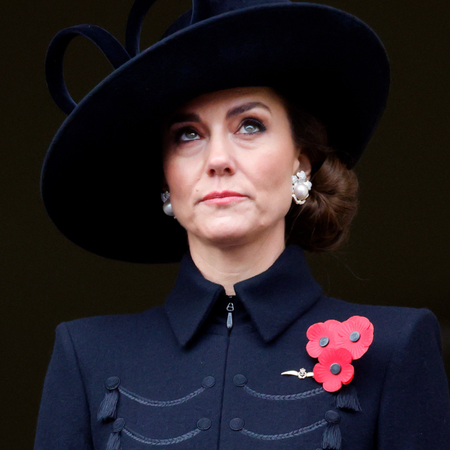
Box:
<box><xmin>335</xmin><ymin>384</ymin><xmax>361</xmax><ymax>412</ymax></box>
<box><xmin>322</xmin><ymin>410</ymin><xmax>341</xmax><ymax>450</ymax></box>
<box><xmin>106</xmin><ymin>418</ymin><xmax>125</xmax><ymax>450</ymax></box>
<box><xmin>97</xmin><ymin>376</ymin><xmax>120</xmax><ymax>421</ymax></box>
<box><xmin>106</xmin><ymin>431</ymin><xmax>121</xmax><ymax>450</ymax></box>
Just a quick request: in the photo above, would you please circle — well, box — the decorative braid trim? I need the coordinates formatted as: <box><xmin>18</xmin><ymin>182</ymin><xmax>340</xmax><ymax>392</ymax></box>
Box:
<box><xmin>123</xmin><ymin>427</ymin><xmax>201</xmax><ymax>446</ymax></box>
<box><xmin>119</xmin><ymin>386</ymin><xmax>206</xmax><ymax>407</ymax></box>
<box><xmin>240</xmin><ymin>419</ymin><xmax>327</xmax><ymax>441</ymax></box>
<box><xmin>243</xmin><ymin>385</ymin><xmax>325</xmax><ymax>401</ymax></box>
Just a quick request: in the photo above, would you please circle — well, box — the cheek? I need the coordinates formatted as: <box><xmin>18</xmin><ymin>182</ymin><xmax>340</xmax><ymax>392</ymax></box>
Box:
<box><xmin>163</xmin><ymin>157</ymin><xmax>200</xmax><ymax>223</ymax></box>
<box><xmin>162</xmin><ymin>163</ymin><xmax>185</xmax><ymax>218</ymax></box>
<box><xmin>254</xmin><ymin>145</ymin><xmax>297</xmax><ymax>191</ymax></box>
<box><xmin>162</xmin><ymin>152</ymin><xmax>174</xmax><ymax>188</ymax></box>
<box><xmin>250</xmin><ymin>153</ymin><xmax>295</xmax><ymax>218</ymax></box>
<box><xmin>163</xmin><ymin>154</ymin><xmax>185</xmax><ymax>194</ymax></box>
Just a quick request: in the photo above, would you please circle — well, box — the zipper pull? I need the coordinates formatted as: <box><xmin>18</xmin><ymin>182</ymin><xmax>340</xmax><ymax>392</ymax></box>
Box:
<box><xmin>226</xmin><ymin>302</ymin><xmax>234</xmax><ymax>330</ymax></box>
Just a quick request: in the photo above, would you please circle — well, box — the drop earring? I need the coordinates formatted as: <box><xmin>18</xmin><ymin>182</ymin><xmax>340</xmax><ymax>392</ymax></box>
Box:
<box><xmin>291</xmin><ymin>171</ymin><xmax>312</xmax><ymax>205</ymax></box>
<box><xmin>161</xmin><ymin>191</ymin><xmax>175</xmax><ymax>216</ymax></box>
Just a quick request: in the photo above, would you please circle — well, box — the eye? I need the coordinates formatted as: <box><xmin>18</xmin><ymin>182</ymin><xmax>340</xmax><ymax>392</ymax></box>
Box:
<box><xmin>237</xmin><ymin>119</ymin><xmax>266</xmax><ymax>135</ymax></box>
<box><xmin>176</xmin><ymin>128</ymin><xmax>200</xmax><ymax>142</ymax></box>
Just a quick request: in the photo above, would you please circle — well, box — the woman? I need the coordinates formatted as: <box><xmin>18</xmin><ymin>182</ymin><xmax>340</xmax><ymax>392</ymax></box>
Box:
<box><xmin>36</xmin><ymin>0</ymin><xmax>450</xmax><ymax>449</ymax></box>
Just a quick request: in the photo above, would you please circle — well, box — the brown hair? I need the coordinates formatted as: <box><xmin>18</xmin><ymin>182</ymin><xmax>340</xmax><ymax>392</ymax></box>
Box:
<box><xmin>281</xmin><ymin>96</ymin><xmax>359</xmax><ymax>252</ymax></box>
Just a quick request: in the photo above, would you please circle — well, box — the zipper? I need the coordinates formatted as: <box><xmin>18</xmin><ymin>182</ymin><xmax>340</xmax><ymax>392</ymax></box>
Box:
<box><xmin>217</xmin><ymin>295</ymin><xmax>234</xmax><ymax>449</ymax></box>
<box><xmin>226</xmin><ymin>300</ymin><xmax>234</xmax><ymax>330</ymax></box>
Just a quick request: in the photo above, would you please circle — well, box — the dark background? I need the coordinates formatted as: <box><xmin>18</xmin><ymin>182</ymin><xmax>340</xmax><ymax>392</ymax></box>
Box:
<box><xmin>2</xmin><ymin>0</ymin><xmax>450</xmax><ymax>447</ymax></box>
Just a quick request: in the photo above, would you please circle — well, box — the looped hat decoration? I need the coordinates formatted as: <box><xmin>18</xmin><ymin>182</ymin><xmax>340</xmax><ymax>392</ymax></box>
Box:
<box><xmin>41</xmin><ymin>0</ymin><xmax>390</xmax><ymax>263</ymax></box>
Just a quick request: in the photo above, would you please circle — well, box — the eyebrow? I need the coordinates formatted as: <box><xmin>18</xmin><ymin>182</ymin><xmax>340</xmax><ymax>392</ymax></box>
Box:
<box><xmin>225</xmin><ymin>101</ymin><xmax>271</xmax><ymax>119</ymax></box>
<box><xmin>166</xmin><ymin>102</ymin><xmax>271</xmax><ymax>128</ymax></box>
<box><xmin>166</xmin><ymin>112</ymin><xmax>201</xmax><ymax>128</ymax></box>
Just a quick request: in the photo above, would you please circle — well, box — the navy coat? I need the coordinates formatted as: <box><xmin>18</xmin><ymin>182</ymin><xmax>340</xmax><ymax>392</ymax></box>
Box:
<box><xmin>34</xmin><ymin>246</ymin><xmax>450</xmax><ymax>449</ymax></box>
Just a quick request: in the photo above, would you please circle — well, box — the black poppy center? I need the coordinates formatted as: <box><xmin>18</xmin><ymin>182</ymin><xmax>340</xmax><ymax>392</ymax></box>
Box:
<box><xmin>330</xmin><ymin>363</ymin><xmax>341</xmax><ymax>375</ymax></box>
<box><xmin>349</xmin><ymin>331</ymin><xmax>361</xmax><ymax>342</ymax></box>
<box><xmin>319</xmin><ymin>336</ymin><xmax>329</xmax><ymax>347</ymax></box>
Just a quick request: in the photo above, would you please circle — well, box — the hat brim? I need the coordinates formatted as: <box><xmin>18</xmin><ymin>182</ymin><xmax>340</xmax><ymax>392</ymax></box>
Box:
<box><xmin>41</xmin><ymin>3</ymin><xmax>389</xmax><ymax>263</ymax></box>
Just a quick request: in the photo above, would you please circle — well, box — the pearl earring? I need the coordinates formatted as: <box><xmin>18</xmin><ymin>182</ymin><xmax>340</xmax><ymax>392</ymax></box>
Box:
<box><xmin>291</xmin><ymin>171</ymin><xmax>312</xmax><ymax>205</ymax></box>
<box><xmin>161</xmin><ymin>191</ymin><xmax>175</xmax><ymax>216</ymax></box>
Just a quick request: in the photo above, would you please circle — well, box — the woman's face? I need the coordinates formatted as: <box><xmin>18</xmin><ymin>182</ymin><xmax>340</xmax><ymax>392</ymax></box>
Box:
<box><xmin>162</xmin><ymin>86</ymin><xmax>309</xmax><ymax>250</ymax></box>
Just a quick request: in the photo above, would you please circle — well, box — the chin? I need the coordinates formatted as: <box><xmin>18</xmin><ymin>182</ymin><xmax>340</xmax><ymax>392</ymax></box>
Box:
<box><xmin>191</xmin><ymin>222</ymin><xmax>256</xmax><ymax>248</ymax></box>
<box><xmin>208</xmin><ymin>229</ymin><xmax>252</xmax><ymax>246</ymax></box>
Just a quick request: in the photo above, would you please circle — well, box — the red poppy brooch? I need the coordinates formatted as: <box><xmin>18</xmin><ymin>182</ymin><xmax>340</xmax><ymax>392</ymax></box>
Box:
<box><xmin>282</xmin><ymin>316</ymin><xmax>374</xmax><ymax>392</ymax></box>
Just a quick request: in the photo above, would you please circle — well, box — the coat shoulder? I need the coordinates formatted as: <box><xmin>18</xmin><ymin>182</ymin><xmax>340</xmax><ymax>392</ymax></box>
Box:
<box><xmin>317</xmin><ymin>296</ymin><xmax>442</xmax><ymax>351</ymax></box>
<box><xmin>57</xmin><ymin>305</ymin><xmax>171</xmax><ymax>349</ymax></box>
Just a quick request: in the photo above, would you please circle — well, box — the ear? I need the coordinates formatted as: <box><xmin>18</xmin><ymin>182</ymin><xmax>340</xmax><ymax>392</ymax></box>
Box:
<box><xmin>293</xmin><ymin>149</ymin><xmax>312</xmax><ymax>179</ymax></box>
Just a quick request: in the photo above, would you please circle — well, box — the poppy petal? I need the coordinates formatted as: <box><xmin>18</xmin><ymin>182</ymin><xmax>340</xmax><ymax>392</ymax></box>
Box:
<box><xmin>322</xmin><ymin>377</ymin><xmax>343</xmax><ymax>393</ymax></box>
<box><xmin>340</xmin><ymin>364</ymin><xmax>355</xmax><ymax>384</ymax></box>
<box><xmin>313</xmin><ymin>362</ymin><xmax>329</xmax><ymax>383</ymax></box>
<box><xmin>306</xmin><ymin>340</ymin><xmax>323</xmax><ymax>358</ymax></box>
<box><xmin>306</xmin><ymin>322</ymin><xmax>325</xmax><ymax>340</ymax></box>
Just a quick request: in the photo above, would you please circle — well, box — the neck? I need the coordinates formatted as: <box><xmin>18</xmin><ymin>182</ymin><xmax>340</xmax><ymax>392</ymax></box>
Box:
<box><xmin>187</xmin><ymin>229</ymin><xmax>286</xmax><ymax>295</ymax></box>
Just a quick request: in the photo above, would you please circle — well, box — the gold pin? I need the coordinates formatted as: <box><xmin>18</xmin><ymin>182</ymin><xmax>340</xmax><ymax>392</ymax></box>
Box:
<box><xmin>281</xmin><ymin>368</ymin><xmax>314</xmax><ymax>379</ymax></box>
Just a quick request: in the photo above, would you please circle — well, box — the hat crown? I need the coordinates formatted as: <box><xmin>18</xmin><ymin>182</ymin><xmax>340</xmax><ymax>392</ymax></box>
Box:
<box><xmin>45</xmin><ymin>0</ymin><xmax>292</xmax><ymax>114</ymax></box>
<box><xmin>190</xmin><ymin>0</ymin><xmax>290</xmax><ymax>23</ymax></box>
<box><xmin>126</xmin><ymin>0</ymin><xmax>290</xmax><ymax>56</ymax></box>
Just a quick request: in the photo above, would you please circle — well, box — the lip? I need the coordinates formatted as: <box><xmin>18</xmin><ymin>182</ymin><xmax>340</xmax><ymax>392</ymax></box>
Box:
<box><xmin>200</xmin><ymin>190</ymin><xmax>247</xmax><ymax>205</ymax></box>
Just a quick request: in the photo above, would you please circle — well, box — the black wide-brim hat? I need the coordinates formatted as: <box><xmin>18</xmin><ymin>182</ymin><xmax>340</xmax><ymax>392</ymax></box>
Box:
<box><xmin>42</xmin><ymin>0</ymin><xmax>390</xmax><ymax>263</ymax></box>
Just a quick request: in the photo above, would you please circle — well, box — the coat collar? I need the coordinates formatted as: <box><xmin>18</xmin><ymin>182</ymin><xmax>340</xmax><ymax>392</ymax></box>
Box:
<box><xmin>164</xmin><ymin>245</ymin><xmax>322</xmax><ymax>347</ymax></box>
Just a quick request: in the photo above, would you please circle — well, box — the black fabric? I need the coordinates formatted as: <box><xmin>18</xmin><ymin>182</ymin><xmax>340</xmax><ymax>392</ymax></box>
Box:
<box><xmin>45</xmin><ymin>25</ymin><xmax>131</xmax><ymax>114</ymax></box>
<box><xmin>41</xmin><ymin>0</ymin><xmax>390</xmax><ymax>263</ymax></box>
<box><xmin>34</xmin><ymin>246</ymin><xmax>450</xmax><ymax>449</ymax></box>
<box><xmin>125</xmin><ymin>0</ymin><xmax>159</xmax><ymax>57</ymax></box>
<box><xmin>165</xmin><ymin>246</ymin><xmax>322</xmax><ymax>346</ymax></box>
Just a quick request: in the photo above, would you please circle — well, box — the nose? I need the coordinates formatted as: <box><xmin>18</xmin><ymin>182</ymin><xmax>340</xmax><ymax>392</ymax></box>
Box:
<box><xmin>205</xmin><ymin>132</ymin><xmax>236</xmax><ymax>177</ymax></box>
